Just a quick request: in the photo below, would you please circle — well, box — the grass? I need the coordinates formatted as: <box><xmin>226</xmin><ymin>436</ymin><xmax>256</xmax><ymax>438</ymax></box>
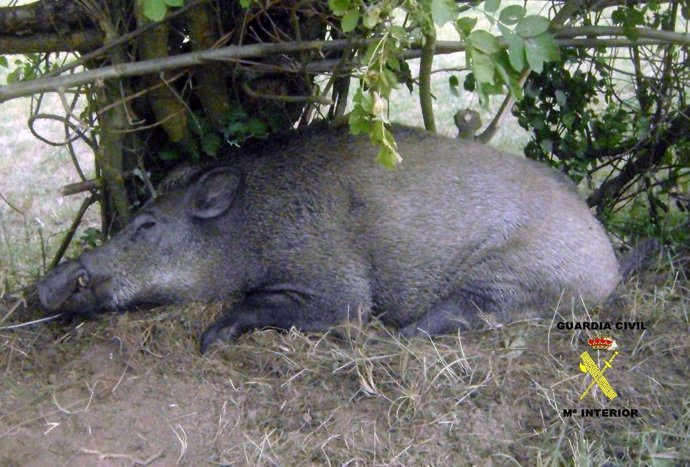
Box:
<box><xmin>0</xmin><ymin>270</ymin><xmax>688</xmax><ymax>465</ymax></box>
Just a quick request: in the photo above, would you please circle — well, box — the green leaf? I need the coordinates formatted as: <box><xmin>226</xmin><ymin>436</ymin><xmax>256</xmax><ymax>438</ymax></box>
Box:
<box><xmin>349</xmin><ymin>112</ymin><xmax>371</xmax><ymax>135</ymax></box>
<box><xmin>160</xmin><ymin>148</ymin><xmax>181</xmax><ymax>160</ymax></box>
<box><xmin>483</xmin><ymin>0</ymin><xmax>501</xmax><ymax>13</ymax></box>
<box><xmin>449</xmin><ymin>75</ymin><xmax>460</xmax><ymax>97</ymax></box>
<box><xmin>456</xmin><ymin>16</ymin><xmax>477</xmax><ymax>36</ymax></box>
<box><xmin>190</xmin><ymin>115</ymin><xmax>212</xmax><ymax>135</ymax></box>
<box><xmin>494</xmin><ymin>52</ymin><xmax>523</xmax><ymax>100</ymax></box>
<box><xmin>377</xmin><ymin>146</ymin><xmax>401</xmax><ymax>169</ymax></box>
<box><xmin>142</xmin><ymin>0</ymin><xmax>167</xmax><ymax>21</ymax></box>
<box><xmin>498</xmin><ymin>23</ymin><xmax>525</xmax><ymax>71</ymax></box>
<box><xmin>380</xmin><ymin>68</ymin><xmax>398</xmax><ymax>94</ymax></box>
<box><xmin>470</xmin><ymin>49</ymin><xmax>495</xmax><ymax>84</ymax></box>
<box><xmin>247</xmin><ymin>118</ymin><xmax>268</xmax><ymax>137</ymax></box>
<box><xmin>525</xmin><ymin>33</ymin><xmax>560</xmax><ymax>73</ymax></box>
<box><xmin>431</xmin><ymin>0</ymin><xmax>458</xmax><ymax>27</ymax></box>
<box><xmin>468</xmin><ymin>30</ymin><xmax>500</xmax><ymax>55</ymax></box>
<box><xmin>0</xmin><ymin>56</ymin><xmax>7</xmax><ymax>68</ymax></box>
<box><xmin>475</xmin><ymin>82</ymin><xmax>490</xmax><ymax>107</ymax></box>
<box><xmin>328</xmin><ymin>0</ymin><xmax>351</xmax><ymax>16</ymax></box>
<box><xmin>463</xmin><ymin>72</ymin><xmax>476</xmax><ymax>92</ymax></box>
<box><xmin>515</xmin><ymin>15</ymin><xmax>550</xmax><ymax>38</ymax></box>
<box><xmin>341</xmin><ymin>8</ymin><xmax>360</xmax><ymax>32</ymax></box>
<box><xmin>555</xmin><ymin>89</ymin><xmax>567</xmax><ymax>107</ymax></box>
<box><xmin>164</xmin><ymin>0</ymin><xmax>183</xmax><ymax>6</ymax></box>
<box><xmin>239</xmin><ymin>0</ymin><xmax>252</xmax><ymax>7</ymax></box>
<box><xmin>362</xmin><ymin>5</ymin><xmax>381</xmax><ymax>29</ymax></box>
<box><xmin>6</xmin><ymin>70</ymin><xmax>18</xmax><ymax>84</ymax></box>
<box><xmin>611</xmin><ymin>8</ymin><xmax>626</xmax><ymax>25</ymax></box>
<box><xmin>202</xmin><ymin>133</ymin><xmax>222</xmax><ymax>156</ymax></box>
<box><xmin>498</xmin><ymin>5</ymin><xmax>525</xmax><ymax>25</ymax></box>
<box><xmin>226</xmin><ymin>121</ymin><xmax>249</xmax><ymax>136</ymax></box>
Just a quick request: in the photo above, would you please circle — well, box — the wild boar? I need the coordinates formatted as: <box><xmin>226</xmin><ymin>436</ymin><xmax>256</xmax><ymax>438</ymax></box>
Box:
<box><xmin>37</xmin><ymin>124</ymin><xmax>622</xmax><ymax>353</ymax></box>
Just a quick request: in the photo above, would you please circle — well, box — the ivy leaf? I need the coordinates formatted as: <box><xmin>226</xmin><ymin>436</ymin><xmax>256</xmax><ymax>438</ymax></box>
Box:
<box><xmin>498</xmin><ymin>5</ymin><xmax>525</xmax><ymax>25</ymax></box>
<box><xmin>515</xmin><ymin>15</ymin><xmax>550</xmax><ymax>38</ymax></box>
<box><xmin>431</xmin><ymin>0</ymin><xmax>458</xmax><ymax>27</ymax></box>
<box><xmin>142</xmin><ymin>0</ymin><xmax>167</xmax><ymax>21</ymax></box>
<box><xmin>468</xmin><ymin>30</ymin><xmax>500</xmax><ymax>55</ymax></box>
<box><xmin>0</xmin><ymin>56</ymin><xmax>8</xmax><ymax>68</ymax></box>
<box><xmin>164</xmin><ymin>0</ymin><xmax>183</xmax><ymax>6</ymax></box>
<box><xmin>341</xmin><ymin>8</ymin><xmax>360</xmax><ymax>32</ymax></box>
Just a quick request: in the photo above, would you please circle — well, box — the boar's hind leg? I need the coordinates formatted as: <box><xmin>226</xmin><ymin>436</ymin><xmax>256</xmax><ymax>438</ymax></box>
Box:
<box><xmin>200</xmin><ymin>291</ymin><xmax>363</xmax><ymax>353</ymax></box>
<box><xmin>399</xmin><ymin>287</ymin><xmax>506</xmax><ymax>338</ymax></box>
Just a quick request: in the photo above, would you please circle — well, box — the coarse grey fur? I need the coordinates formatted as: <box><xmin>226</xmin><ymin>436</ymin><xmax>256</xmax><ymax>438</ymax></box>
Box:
<box><xmin>36</xmin><ymin>125</ymin><xmax>622</xmax><ymax>353</ymax></box>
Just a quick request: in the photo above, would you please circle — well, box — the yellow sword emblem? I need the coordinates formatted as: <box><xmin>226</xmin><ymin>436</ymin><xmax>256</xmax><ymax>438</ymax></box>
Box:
<box><xmin>579</xmin><ymin>350</ymin><xmax>619</xmax><ymax>400</ymax></box>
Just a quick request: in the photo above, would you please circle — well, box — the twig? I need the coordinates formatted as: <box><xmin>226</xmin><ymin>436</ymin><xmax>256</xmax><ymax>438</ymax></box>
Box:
<box><xmin>49</xmin><ymin>195</ymin><xmax>97</xmax><ymax>270</ymax></box>
<box><xmin>0</xmin><ymin>192</ymin><xmax>21</xmax><ymax>214</ymax></box>
<box><xmin>78</xmin><ymin>447</ymin><xmax>166</xmax><ymax>465</ymax></box>
<box><xmin>1</xmin><ymin>295</ymin><xmax>27</xmax><ymax>322</ymax></box>
<box><xmin>28</xmin><ymin>113</ymin><xmax>97</xmax><ymax>151</ymax></box>
<box><xmin>477</xmin><ymin>0</ymin><xmax>586</xmax><ymax>144</ymax></box>
<box><xmin>0</xmin><ymin>313</ymin><xmax>63</xmax><ymax>331</ymax></box>
<box><xmin>242</xmin><ymin>82</ymin><xmax>334</xmax><ymax>105</ymax></box>
<box><xmin>475</xmin><ymin>68</ymin><xmax>530</xmax><ymax>144</ymax></box>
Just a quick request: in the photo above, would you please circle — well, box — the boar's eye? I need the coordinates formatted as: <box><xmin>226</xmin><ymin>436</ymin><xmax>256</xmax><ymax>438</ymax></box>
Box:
<box><xmin>131</xmin><ymin>213</ymin><xmax>159</xmax><ymax>243</ymax></box>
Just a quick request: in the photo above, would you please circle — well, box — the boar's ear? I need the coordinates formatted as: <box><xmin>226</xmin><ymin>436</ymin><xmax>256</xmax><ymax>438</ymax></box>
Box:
<box><xmin>187</xmin><ymin>166</ymin><xmax>241</xmax><ymax>219</ymax></box>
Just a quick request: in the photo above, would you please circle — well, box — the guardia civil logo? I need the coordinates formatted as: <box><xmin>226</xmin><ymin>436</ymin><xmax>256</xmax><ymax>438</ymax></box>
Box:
<box><xmin>578</xmin><ymin>336</ymin><xmax>619</xmax><ymax>401</ymax></box>
<box><xmin>558</xmin><ymin>322</ymin><xmax>645</xmax><ymax>419</ymax></box>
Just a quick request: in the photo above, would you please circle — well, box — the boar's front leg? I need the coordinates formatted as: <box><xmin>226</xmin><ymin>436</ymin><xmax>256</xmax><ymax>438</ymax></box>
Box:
<box><xmin>200</xmin><ymin>289</ymin><xmax>363</xmax><ymax>353</ymax></box>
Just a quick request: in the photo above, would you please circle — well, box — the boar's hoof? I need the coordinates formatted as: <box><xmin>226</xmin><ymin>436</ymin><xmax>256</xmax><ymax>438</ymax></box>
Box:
<box><xmin>200</xmin><ymin>321</ymin><xmax>243</xmax><ymax>354</ymax></box>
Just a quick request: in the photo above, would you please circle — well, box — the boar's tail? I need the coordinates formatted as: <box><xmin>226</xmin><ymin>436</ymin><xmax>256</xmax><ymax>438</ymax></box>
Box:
<box><xmin>619</xmin><ymin>238</ymin><xmax>664</xmax><ymax>280</ymax></box>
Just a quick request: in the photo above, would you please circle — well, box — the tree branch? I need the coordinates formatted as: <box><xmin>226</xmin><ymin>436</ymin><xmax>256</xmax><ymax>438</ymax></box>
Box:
<box><xmin>419</xmin><ymin>29</ymin><xmax>436</xmax><ymax>132</ymax></box>
<box><xmin>1</xmin><ymin>25</ymin><xmax>685</xmax><ymax>104</ymax></box>
<box><xmin>0</xmin><ymin>0</ymin><xmax>94</xmax><ymax>35</ymax></box>
<box><xmin>587</xmin><ymin>104</ymin><xmax>690</xmax><ymax>209</ymax></box>
<box><xmin>0</xmin><ymin>29</ymin><xmax>102</xmax><ymax>54</ymax></box>
<box><xmin>0</xmin><ymin>40</ymin><xmax>357</xmax><ymax>103</ymax></box>
<box><xmin>554</xmin><ymin>26</ymin><xmax>690</xmax><ymax>46</ymax></box>
<box><xmin>476</xmin><ymin>0</ymin><xmax>586</xmax><ymax>144</ymax></box>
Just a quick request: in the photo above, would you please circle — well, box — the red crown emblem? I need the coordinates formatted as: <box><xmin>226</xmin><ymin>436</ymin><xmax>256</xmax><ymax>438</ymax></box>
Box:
<box><xmin>588</xmin><ymin>336</ymin><xmax>614</xmax><ymax>350</ymax></box>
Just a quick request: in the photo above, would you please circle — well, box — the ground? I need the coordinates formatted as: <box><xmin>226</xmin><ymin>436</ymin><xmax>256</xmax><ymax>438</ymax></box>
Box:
<box><xmin>1</xmin><ymin>275</ymin><xmax>689</xmax><ymax>465</ymax></box>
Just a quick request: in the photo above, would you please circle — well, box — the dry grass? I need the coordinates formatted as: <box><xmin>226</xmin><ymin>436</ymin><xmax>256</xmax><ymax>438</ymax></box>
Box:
<box><xmin>0</xmin><ymin>269</ymin><xmax>688</xmax><ymax>465</ymax></box>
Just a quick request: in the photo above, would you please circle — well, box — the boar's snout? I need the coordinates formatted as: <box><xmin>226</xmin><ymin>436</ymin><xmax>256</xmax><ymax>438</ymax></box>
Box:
<box><xmin>37</xmin><ymin>260</ymin><xmax>95</xmax><ymax>313</ymax></box>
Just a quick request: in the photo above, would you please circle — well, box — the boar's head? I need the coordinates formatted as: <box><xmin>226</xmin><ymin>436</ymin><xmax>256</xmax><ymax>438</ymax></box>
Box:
<box><xmin>37</xmin><ymin>166</ymin><xmax>246</xmax><ymax>317</ymax></box>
